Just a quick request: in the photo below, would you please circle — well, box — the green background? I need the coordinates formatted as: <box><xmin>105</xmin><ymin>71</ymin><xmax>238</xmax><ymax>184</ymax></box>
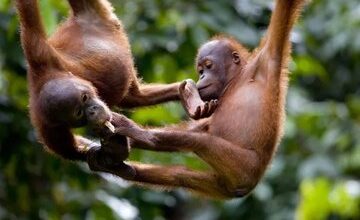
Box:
<box><xmin>0</xmin><ymin>0</ymin><xmax>359</xmax><ymax>219</ymax></box>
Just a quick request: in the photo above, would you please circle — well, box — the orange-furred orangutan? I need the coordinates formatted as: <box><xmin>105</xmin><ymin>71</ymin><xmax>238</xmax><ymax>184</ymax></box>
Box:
<box><xmin>15</xmin><ymin>0</ymin><xmax>216</xmax><ymax>176</ymax></box>
<box><xmin>89</xmin><ymin>0</ymin><xmax>307</xmax><ymax>199</ymax></box>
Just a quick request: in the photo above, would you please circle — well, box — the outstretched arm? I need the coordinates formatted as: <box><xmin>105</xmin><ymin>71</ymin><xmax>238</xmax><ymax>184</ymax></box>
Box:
<box><xmin>119</xmin><ymin>82</ymin><xmax>181</xmax><ymax>108</ymax></box>
<box><xmin>120</xmin><ymin>79</ymin><xmax>218</xmax><ymax>118</ymax></box>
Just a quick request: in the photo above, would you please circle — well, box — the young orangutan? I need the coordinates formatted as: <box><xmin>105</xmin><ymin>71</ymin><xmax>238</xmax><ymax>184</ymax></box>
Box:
<box><xmin>88</xmin><ymin>0</ymin><xmax>307</xmax><ymax>199</ymax></box>
<box><xmin>15</xmin><ymin>0</ymin><xmax>215</xmax><ymax>171</ymax></box>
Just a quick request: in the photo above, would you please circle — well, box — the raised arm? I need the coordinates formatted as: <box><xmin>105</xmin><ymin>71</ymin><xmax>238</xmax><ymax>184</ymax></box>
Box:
<box><xmin>68</xmin><ymin>0</ymin><xmax>117</xmax><ymax>20</ymax></box>
<box><xmin>265</xmin><ymin>0</ymin><xmax>306</xmax><ymax>60</ymax></box>
<box><xmin>15</xmin><ymin>0</ymin><xmax>62</xmax><ymax>70</ymax></box>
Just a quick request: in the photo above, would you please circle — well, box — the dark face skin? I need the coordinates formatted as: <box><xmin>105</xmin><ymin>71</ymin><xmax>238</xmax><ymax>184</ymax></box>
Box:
<box><xmin>196</xmin><ymin>40</ymin><xmax>241</xmax><ymax>101</ymax></box>
<box><xmin>39</xmin><ymin>77</ymin><xmax>112</xmax><ymax>128</ymax></box>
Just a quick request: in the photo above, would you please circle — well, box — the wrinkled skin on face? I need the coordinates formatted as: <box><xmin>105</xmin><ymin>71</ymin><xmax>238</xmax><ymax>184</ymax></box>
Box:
<box><xmin>38</xmin><ymin>77</ymin><xmax>112</xmax><ymax>129</ymax></box>
<box><xmin>196</xmin><ymin>40</ymin><xmax>241</xmax><ymax>101</ymax></box>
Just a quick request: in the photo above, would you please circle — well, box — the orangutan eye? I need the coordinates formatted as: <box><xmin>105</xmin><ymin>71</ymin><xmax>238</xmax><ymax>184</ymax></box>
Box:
<box><xmin>198</xmin><ymin>66</ymin><xmax>204</xmax><ymax>75</ymax></box>
<box><xmin>205</xmin><ymin>60</ymin><xmax>213</xmax><ymax>69</ymax></box>
<box><xmin>81</xmin><ymin>93</ymin><xmax>89</xmax><ymax>103</ymax></box>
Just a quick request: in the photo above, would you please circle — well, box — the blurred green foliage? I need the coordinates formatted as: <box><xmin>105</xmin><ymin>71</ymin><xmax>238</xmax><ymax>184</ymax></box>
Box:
<box><xmin>296</xmin><ymin>178</ymin><xmax>359</xmax><ymax>220</ymax></box>
<box><xmin>0</xmin><ymin>0</ymin><xmax>359</xmax><ymax>219</ymax></box>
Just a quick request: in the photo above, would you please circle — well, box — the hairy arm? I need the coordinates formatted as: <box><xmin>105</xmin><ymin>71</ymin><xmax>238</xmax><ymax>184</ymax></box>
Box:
<box><xmin>265</xmin><ymin>0</ymin><xmax>306</xmax><ymax>59</ymax></box>
<box><xmin>119</xmin><ymin>82</ymin><xmax>181</xmax><ymax>108</ymax></box>
<box><xmin>39</xmin><ymin>126</ymin><xmax>91</xmax><ymax>161</ymax></box>
<box><xmin>257</xmin><ymin>0</ymin><xmax>306</xmax><ymax>78</ymax></box>
<box><xmin>108</xmin><ymin>112</ymin><xmax>210</xmax><ymax>149</ymax></box>
<box><xmin>67</xmin><ymin>0</ymin><xmax>116</xmax><ymax>20</ymax></box>
<box><xmin>15</xmin><ymin>0</ymin><xmax>64</xmax><ymax>70</ymax></box>
<box><xmin>121</xmin><ymin>79</ymin><xmax>217</xmax><ymax>118</ymax></box>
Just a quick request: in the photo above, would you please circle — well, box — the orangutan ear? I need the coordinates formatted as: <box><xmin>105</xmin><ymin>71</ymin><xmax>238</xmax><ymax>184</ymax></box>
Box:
<box><xmin>232</xmin><ymin>51</ymin><xmax>240</xmax><ymax>64</ymax></box>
